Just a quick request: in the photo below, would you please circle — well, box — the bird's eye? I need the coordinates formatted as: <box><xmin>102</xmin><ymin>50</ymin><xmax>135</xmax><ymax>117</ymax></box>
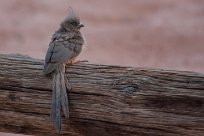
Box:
<box><xmin>71</xmin><ymin>22</ymin><xmax>77</xmax><ymax>26</ymax></box>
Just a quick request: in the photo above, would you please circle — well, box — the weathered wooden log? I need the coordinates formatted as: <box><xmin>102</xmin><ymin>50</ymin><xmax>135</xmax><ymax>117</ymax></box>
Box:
<box><xmin>0</xmin><ymin>54</ymin><xmax>203</xmax><ymax>136</ymax></box>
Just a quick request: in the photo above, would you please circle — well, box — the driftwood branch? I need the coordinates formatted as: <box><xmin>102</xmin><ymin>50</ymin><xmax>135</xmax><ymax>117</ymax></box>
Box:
<box><xmin>0</xmin><ymin>54</ymin><xmax>203</xmax><ymax>136</ymax></box>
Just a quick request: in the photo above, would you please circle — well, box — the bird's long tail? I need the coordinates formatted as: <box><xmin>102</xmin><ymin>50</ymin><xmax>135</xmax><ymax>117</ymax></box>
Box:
<box><xmin>50</xmin><ymin>65</ymin><xmax>69</xmax><ymax>133</ymax></box>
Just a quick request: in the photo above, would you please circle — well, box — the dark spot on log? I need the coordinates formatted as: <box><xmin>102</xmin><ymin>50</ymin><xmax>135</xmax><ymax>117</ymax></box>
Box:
<box><xmin>8</xmin><ymin>93</ymin><xmax>16</xmax><ymax>101</ymax></box>
<box><xmin>145</xmin><ymin>95</ymin><xmax>204</xmax><ymax>115</ymax></box>
<box><xmin>20</xmin><ymin>125</ymin><xmax>35</xmax><ymax>134</ymax></box>
<box><xmin>119</xmin><ymin>84</ymin><xmax>138</xmax><ymax>93</ymax></box>
<box><xmin>3</xmin><ymin>123</ymin><xmax>28</xmax><ymax>133</ymax></box>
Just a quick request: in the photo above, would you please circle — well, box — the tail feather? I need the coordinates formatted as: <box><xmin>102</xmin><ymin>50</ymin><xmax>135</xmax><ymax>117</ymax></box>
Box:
<box><xmin>55</xmin><ymin>72</ymin><xmax>62</xmax><ymax>133</ymax></box>
<box><xmin>50</xmin><ymin>74</ymin><xmax>56</xmax><ymax>125</ymax></box>
<box><xmin>60</xmin><ymin>70</ymin><xmax>69</xmax><ymax>118</ymax></box>
<box><xmin>50</xmin><ymin>66</ymin><xmax>69</xmax><ymax>133</ymax></box>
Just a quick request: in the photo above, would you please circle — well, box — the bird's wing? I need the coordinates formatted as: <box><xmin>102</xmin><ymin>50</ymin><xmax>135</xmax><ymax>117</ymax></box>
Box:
<box><xmin>44</xmin><ymin>35</ymin><xmax>75</xmax><ymax>74</ymax></box>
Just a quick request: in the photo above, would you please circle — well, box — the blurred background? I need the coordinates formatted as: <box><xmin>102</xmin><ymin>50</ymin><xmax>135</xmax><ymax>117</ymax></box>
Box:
<box><xmin>0</xmin><ymin>0</ymin><xmax>204</xmax><ymax>135</ymax></box>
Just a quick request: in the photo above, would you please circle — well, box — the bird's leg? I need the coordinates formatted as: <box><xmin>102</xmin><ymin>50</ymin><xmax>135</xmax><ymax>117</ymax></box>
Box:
<box><xmin>64</xmin><ymin>64</ymin><xmax>72</xmax><ymax>91</ymax></box>
<box><xmin>64</xmin><ymin>74</ymin><xmax>72</xmax><ymax>91</ymax></box>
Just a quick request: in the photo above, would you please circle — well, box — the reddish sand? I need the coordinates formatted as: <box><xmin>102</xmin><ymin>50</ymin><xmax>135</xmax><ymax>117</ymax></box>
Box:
<box><xmin>0</xmin><ymin>0</ymin><xmax>204</xmax><ymax>135</ymax></box>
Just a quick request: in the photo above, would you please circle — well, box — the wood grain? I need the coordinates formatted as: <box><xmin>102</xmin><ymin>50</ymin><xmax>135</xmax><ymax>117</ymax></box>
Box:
<box><xmin>0</xmin><ymin>54</ymin><xmax>203</xmax><ymax>136</ymax></box>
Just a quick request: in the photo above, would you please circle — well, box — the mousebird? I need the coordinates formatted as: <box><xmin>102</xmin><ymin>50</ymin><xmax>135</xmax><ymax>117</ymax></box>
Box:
<box><xmin>44</xmin><ymin>8</ymin><xmax>84</xmax><ymax>133</ymax></box>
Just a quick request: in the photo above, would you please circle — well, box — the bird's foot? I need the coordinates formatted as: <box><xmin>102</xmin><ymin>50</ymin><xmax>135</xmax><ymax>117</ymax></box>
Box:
<box><xmin>74</xmin><ymin>60</ymin><xmax>88</xmax><ymax>64</ymax></box>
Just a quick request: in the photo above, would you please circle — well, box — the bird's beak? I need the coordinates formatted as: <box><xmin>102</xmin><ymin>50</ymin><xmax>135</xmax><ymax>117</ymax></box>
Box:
<box><xmin>78</xmin><ymin>24</ymin><xmax>84</xmax><ymax>29</ymax></box>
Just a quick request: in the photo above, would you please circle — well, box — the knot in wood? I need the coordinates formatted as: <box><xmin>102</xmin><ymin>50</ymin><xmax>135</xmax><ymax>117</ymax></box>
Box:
<box><xmin>112</xmin><ymin>79</ymin><xmax>138</xmax><ymax>94</ymax></box>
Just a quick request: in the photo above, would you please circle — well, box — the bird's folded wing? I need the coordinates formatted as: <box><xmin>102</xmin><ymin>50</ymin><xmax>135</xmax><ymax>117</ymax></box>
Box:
<box><xmin>44</xmin><ymin>41</ymin><xmax>75</xmax><ymax>74</ymax></box>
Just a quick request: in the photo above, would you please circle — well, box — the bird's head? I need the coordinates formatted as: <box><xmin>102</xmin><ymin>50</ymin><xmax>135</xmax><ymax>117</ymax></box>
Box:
<box><xmin>60</xmin><ymin>8</ymin><xmax>84</xmax><ymax>31</ymax></box>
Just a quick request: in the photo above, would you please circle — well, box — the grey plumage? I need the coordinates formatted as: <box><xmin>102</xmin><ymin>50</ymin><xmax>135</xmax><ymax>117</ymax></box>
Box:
<box><xmin>44</xmin><ymin>9</ymin><xmax>84</xmax><ymax>133</ymax></box>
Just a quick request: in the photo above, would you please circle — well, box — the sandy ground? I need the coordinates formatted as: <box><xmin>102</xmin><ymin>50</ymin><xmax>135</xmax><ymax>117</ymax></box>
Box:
<box><xmin>0</xmin><ymin>0</ymin><xmax>204</xmax><ymax>136</ymax></box>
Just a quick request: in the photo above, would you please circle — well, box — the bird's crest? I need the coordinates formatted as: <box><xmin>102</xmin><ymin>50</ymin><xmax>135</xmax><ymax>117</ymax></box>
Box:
<box><xmin>64</xmin><ymin>7</ymin><xmax>80</xmax><ymax>24</ymax></box>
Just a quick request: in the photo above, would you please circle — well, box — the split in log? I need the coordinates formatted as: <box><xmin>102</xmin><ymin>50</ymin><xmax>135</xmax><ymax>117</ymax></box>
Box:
<box><xmin>0</xmin><ymin>54</ymin><xmax>204</xmax><ymax>136</ymax></box>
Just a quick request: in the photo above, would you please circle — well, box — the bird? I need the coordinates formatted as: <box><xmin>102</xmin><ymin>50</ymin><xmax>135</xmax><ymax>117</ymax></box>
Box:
<box><xmin>43</xmin><ymin>8</ymin><xmax>84</xmax><ymax>133</ymax></box>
